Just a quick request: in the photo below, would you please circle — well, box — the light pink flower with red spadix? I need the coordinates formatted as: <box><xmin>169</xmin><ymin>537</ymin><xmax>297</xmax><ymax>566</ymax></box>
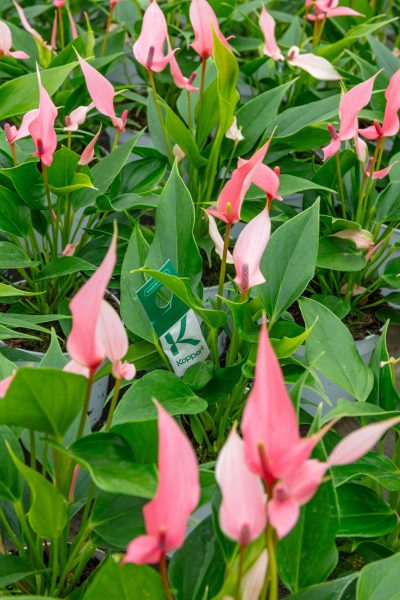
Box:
<box><xmin>0</xmin><ymin>21</ymin><xmax>29</xmax><ymax>59</ymax></box>
<box><xmin>364</xmin><ymin>160</ymin><xmax>399</xmax><ymax>180</ymax></box>
<box><xmin>78</xmin><ymin>126</ymin><xmax>102</xmax><ymax>166</ymax></box>
<box><xmin>359</xmin><ymin>69</ymin><xmax>400</xmax><ymax>140</ymax></box>
<box><xmin>124</xmin><ymin>401</ymin><xmax>200</xmax><ymax>564</ymax></box>
<box><xmin>189</xmin><ymin>0</ymin><xmax>231</xmax><ymax>59</ymax></box>
<box><xmin>237</xmin><ymin>160</ymin><xmax>281</xmax><ymax>203</ymax></box>
<box><xmin>287</xmin><ymin>46</ymin><xmax>340</xmax><ymax>81</ymax></box>
<box><xmin>13</xmin><ymin>0</ymin><xmax>52</xmax><ymax>51</ymax></box>
<box><xmin>216</xmin><ymin>427</ymin><xmax>266</xmax><ymax>545</ymax></box>
<box><xmin>64</xmin><ymin>103</ymin><xmax>95</xmax><ymax>132</ymax></box>
<box><xmin>233</xmin><ymin>209</ymin><xmax>270</xmax><ymax>293</ymax></box>
<box><xmin>259</xmin><ymin>6</ymin><xmax>283</xmax><ymax>62</ymax></box>
<box><xmin>168</xmin><ymin>47</ymin><xmax>198</xmax><ymax>92</ymax></box>
<box><xmin>28</xmin><ymin>66</ymin><xmax>58</xmax><ymax>167</ymax></box>
<box><xmin>267</xmin><ymin>416</ymin><xmax>400</xmax><ymax>538</ymax></box>
<box><xmin>4</xmin><ymin>109</ymin><xmax>39</xmax><ymax>145</ymax></box>
<box><xmin>307</xmin><ymin>0</ymin><xmax>363</xmax><ymax>20</ymax></box>
<box><xmin>208</xmin><ymin>139</ymin><xmax>271</xmax><ymax>224</ymax></box>
<box><xmin>66</xmin><ymin>232</ymin><xmax>135</xmax><ymax>380</ymax></box>
<box><xmin>323</xmin><ymin>72</ymin><xmax>379</xmax><ymax>160</ymax></box>
<box><xmin>75</xmin><ymin>51</ymin><xmax>123</xmax><ymax>130</ymax></box>
<box><xmin>133</xmin><ymin>1</ymin><xmax>176</xmax><ymax>72</ymax></box>
<box><xmin>242</xmin><ymin>320</ymin><xmax>319</xmax><ymax>484</ymax></box>
<box><xmin>205</xmin><ymin>211</ymin><xmax>233</xmax><ymax>263</ymax></box>
<box><xmin>53</xmin><ymin>0</ymin><xmax>65</xmax><ymax>6</ymax></box>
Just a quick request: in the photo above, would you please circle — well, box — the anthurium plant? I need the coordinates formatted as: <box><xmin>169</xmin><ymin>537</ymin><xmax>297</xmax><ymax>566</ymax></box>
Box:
<box><xmin>0</xmin><ymin>0</ymin><xmax>400</xmax><ymax>597</ymax></box>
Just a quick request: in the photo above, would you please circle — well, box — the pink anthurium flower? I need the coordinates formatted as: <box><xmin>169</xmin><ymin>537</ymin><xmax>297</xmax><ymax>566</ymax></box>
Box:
<box><xmin>359</xmin><ymin>69</ymin><xmax>400</xmax><ymax>140</ymax></box>
<box><xmin>241</xmin><ymin>551</ymin><xmax>269</xmax><ymax>600</ymax></box>
<box><xmin>332</xmin><ymin>228</ymin><xmax>373</xmax><ymax>249</ymax></box>
<box><xmin>28</xmin><ymin>66</ymin><xmax>58</xmax><ymax>167</ymax></box>
<box><xmin>133</xmin><ymin>0</ymin><xmax>176</xmax><ymax>72</ymax></box>
<box><xmin>13</xmin><ymin>0</ymin><xmax>53</xmax><ymax>51</ymax></box>
<box><xmin>307</xmin><ymin>0</ymin><xmax>363</xmax><ymax>20</ymax></box>
<box><xmin>75</xmin><ymin>51</ymin><xmax>124</xmax><ymax>130</ymax></box>
<box><xmin>66</xmin><ymin>232</ymin><xmax>135</xmax><ymax>380</ymax></box>
<box><xmin>233</xmin><ymin>209</ymin><xmax>270</xmax><ymax>294</ymax></box>
<box><xmin>64</xmin><ymin>103</ymin><xmax>95</xmax><ymax>132</ymax></box>
<box><xmin>322</xmin><ymin>72</ymin><xmax>378</xmax><ymax>160</ymax></box>
<box><xmin>242</xmin><ymin>320</ymin><xmax>320</xmax><ymax>484</ymax></box>
<box><xmin>216</xmin><ymin>426</ymin><xmax>266</xmax><ymax>545</ymax></box>
<box><xmin>364</xmin><ymin>158</ymin><xmax>399</xmax><ymax>180</ymax></box>
<box><xmin>62</xmin><ymin>243</ymin><xmax>77</xmax><ymax>257</ymax></box>
<box><xmin>67</xmin><ymin>5</ymin><xmax>78</xmax><ymax>39</ymax></box>
<box><xmin>208</xmin><ymin>139</ymin><xmax>271</xmax><ymax>224</ymax></box>
<box><xmin>0</xmin><ymin>21</ymin><xmax>29</xmax><ymax>59</ymax></box>
<box><xmin>259</xmin><ymin>6</ymin><xmax>283</xmax><ymax>62</ymax></box>
<box><xmin>53</xmin><ymin>0</ymin><xmax>65</xmax><ymax>6</ymax></box>
<box><xmin>78</xmin><ymin>126</ymin><xmax>102</xmax><ymax>166</ymax></box>
<box><xmin>205</xmin><ymin>211</ymin><xmax>234</xmax><ymax>263</ymax></box>
<box><xmin>237</xmin><ymin>160</ymin><xmax>281</xmax><ymax>204</ymax></box>
<box><xmin>124</xmin><ymin>401</ymin><xmax>200</xmax><ymax>564</ymax></box>
<box><xmin>189</xmin><ymin>0</ymin><xmax>231</xmax><ymax>59</ymax></box>
<box><xmin>354</xmin><ymin>133</ymin><xmax>368</xmax><ymax>163</ymax></box>
<box><xmin>287</xmin><ymin>46</ymin><xmax>340</xmax><ymax>81</ymax></box>
<box><xmin>4</xmin><ymin>109</ymin><xmax>39</xmax><ymax>145</ymax></box>
<box><xmin>0</xmin><ymin>372</ymin><xmax>16</xmax><ymax>398</ymax></box>
<box><xmin>168</xmin><ymin>46</ymin><xmax>198</xmax><ymax>92</ymax></box>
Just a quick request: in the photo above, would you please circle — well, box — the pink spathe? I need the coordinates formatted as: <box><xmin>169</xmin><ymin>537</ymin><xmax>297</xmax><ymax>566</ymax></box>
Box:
<box><xmin>189</xmin><ymin>0</ymin><xmax>230</xmax><ymax>58</ymax></box>
<box><xmin>233</xmin><ymin>209</ymin><xmax>270</xmax><ymax>293</ymax></box>
<box><xmin>28</xmin><ymin>66</ymin><xmax>58</xmax><ymax>166</ymax></box>
<box><xmin>133</xmin><ymin>1</ymin><xmax>176</xmax><ymax>72</ymax></box>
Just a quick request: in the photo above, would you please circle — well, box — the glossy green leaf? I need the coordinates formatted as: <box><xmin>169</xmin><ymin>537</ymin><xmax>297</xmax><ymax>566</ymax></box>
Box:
<box><xmin>332</xmin><ymin>452</ymin><xmax>400</xmax><ymax>491</ymax></box>
<box><xmin>279</xmin><ymin>175</ymin><xmax>335</xmax><ymax>196</ymax></box>
<box><xmin>317</xmin><ymin>237</ymin><xmax>367</xmax><ymax>271</ymax></box>
<box><xmin>8</xmin><ymin>447</ymin><xmax>68</xmax><ymax>539</ymax></box>
<box><xmin>213</xmin><ymin>30</ymin><xmax>240</xmax><ymax>133</ymax></box>
<box><xmin>38</xmin><ymin>256</ymin><xmax>96</xmax><ymax>280</ymax></box>
<box><xmin>0</xmin><ymin>187</ymin><xmax>30</xmax><ymax>236</ymax></box>
<box><xmin>164</xmin><ymin>105</ymin><xmax>207</xmax><ymax>168</ymax></box>
<box><xmin>287</xmin><ymin>575</ymin><xmax>358</xmax><ymax>600</ymax></box>
<box><xmin>1</xmin><ymin>161</ymin><xmax>45</xmax><ymax>209</ymax></box>
<box><xmin>90</xmin><ymin>492</ymin><xmax>145</xmax><ymax>550</ymax></box>
<box><xmin>0</xmin><ymin>426</ymin><xmax>24</xmax><ymax>501</ymax></box>
<box><xmin>0</xmin><ymin>555</ymin><xmax>41</xmax><ymax>589</ymax></box>
<box><xmin>337</xmin><ymin>483</ymin><xmax>397</xmax><ymax>537</ymax></box>
<box><xmin>83</xmin><ymin>557</ymin><xmax>165</xmax><ymax>600</ymax></box>
<box><xmin>0</xmin><ymin>368</ymin><xmax>86</xmax><ymax>437</ymax></box>
<box><xmin>0</xmin><ymin>242</ymin><xmax>37</xmax><ymax>269</ymax></box>
<box><xmin>113</xmin><ymin>370</ymin><xmax>207</xmax><ymax>423</ymax></box>
<box><xmin>0</xmin><ymin>284</ymin><xmax>39</xmax><ymax>298</ymax></box>
<box><xmin>69</xmin><ymin>432</ymin><xmax>157</xmax><ymax>498</ymax></box>
<box><xmin>367</xmin><ymin>321</ymin><xmax>400</xmax><ymax>411</ymax></box>
<box><xmin>256</xmin><ymin>201</ymin><xmax>320</xmax><ymax>325</ymax></box>
<box><xmin>40</xmin><ymin>329</ymin><xmax>68</xmax><ymax>369</ymax></box>
<box><xmin>273</xmin><ymin>95</ymin><xmax>340</xmax><ymax>138</ymax></box>
<box><xmin>357</xmin><ymin>553</ymin><xmax>400</xmax><ymax>599</ymax></box>
<box><xmin>299</xmin><ymin>298</ymin><xmax>373</xmax><ymax>402</ymax></box>
<box><xmin>322</xmin><ymin>398</ymin><xmax>400</xmax><ymax>425</ymax></box>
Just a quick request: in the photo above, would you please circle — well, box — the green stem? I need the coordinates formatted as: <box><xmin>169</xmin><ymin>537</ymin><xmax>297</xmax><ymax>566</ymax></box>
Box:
<box><xmin>42</xmin><ymin>162</ymin><xmax>58</xmax><ymax>260</ymax></box>
<box><xmin>187</xmin><ymin>89</ymin><xmax>192</xmax><ymax>131</ymax></box>
<box><xmin>76</xmin><ymin>370</ymin><xmax>95</xmax><ymax>441</ymax></box>
<box><xmin>105</xmin><ymin>378</ymin><xmax>122</xmax><ymax>432</ymax></box>
<box><xmin>11</xmin><ymin>142</ymin><xmax>17</xmax><ymax>166</ymax></box>
<box><xmin>266</xmin><ymin>524</ymin><xmax>278</xmax><ymax>600</ymax></box>
<box><xmin>112</xmin><ymin>128</ymin><xmax>121</xmax><ymax>151</ymax></box>
<box><xmin>234</xmin><ymin>544</ymin><xmax>246</xmax><ymax>600</ymax></box>
<box><xmin>0</xmin><ymin>506</ymin><xmax>25</xmax><ymax>556</ymax></box>
<box><xmin>197</xmin><ymin>56</ymin><xmax>207</xmax><ymax>138</ymax></box>
<box><xmin>58</xmin><ymin>6</ymin><xmax>65</xmax><ymax>49</ymax></box>
<box><xmin>160</xmin><ymin>554</ymin><xmax>173</xmax><ymax>600</ymax></box>
<box><xmin>335</xmin><ymin>152</ymin><xmax>346</xmax><ymax>218</ymax></box>
<box><xmin>216</xmin><ymin>223</ymin><xmax>231</xmax><ymax>311</ymax></box>
<box><xmin>29</xmin><ymin>430</ymin><xmax>36</xmax><ymax>470</ymax></box>
<box><xmin>148</xmin><ymin>69</ymin><xmax>173</xmax><ymax>164</ymax></box>
<box><xmin>101</xmin><ymin>4</ymin><xmax>114</xmax><ymax>56</ymax></box>
<box><xmin>49</xmin><ymin>537</ymin><xmax>59</xmax><ymax>595</ymax></box>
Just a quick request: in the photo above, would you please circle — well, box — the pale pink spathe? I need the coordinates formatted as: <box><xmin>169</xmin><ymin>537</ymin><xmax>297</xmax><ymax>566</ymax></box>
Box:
<box><xmin>0</xmin><ymin>21</ymin><xmax>29</xmax><ymax>59</ymax></box>
<box><xmin>124</xmin><ymin>402</ymin><xmax>200</xmax><ymax>564</ymax></box>
<box><xmin>259</xmin><ymin>6</ymin><xmax>283</xmax><ymax>62</ymax></box>
<box><xmin>233</xmin><ymin>209</ymin><xmax>270</xmax><ymax>293</ymax></box>
<box><xmin>78</xmin><ymin>125</ymin><xmax>102</xmax><ymax>165</ymax></box>
<box><xmin>287</xmin><ymin>46</ymin><xmax>340</xmax><ymax>81</ymax></box>
<box><xmin>189</xmin><ymin>0</ymin><xmax>231</xmax><ymax>58</ymax></box>
<box><xmin>28</xmin><ymin>66</ymin><xmax>58</xmax><ymax>166</ymax></box>
<box><xmin>216</xmin><ymin>427</ymin><xmax>266</xmax><ymax>545</ymax></box>
<box><xmin>133</xmin><ymin>1</ymin><xmax>176</xmax><ymax>72</ymax></box>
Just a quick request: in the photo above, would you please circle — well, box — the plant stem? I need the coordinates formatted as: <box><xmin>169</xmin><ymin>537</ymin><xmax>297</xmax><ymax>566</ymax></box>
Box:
<box><xmin>11</xmin><ymin>143</ymin><xmax>17</xmax><ymax>166</ymax></box>
<box><xmin>197</xmin><ymin>56</ymin><xmax>207</xmax><ymax>137</ymax></box>
<box><xmin>42</xmin><ymin>162</ymin><xmax>58</xmax><ymax>259</ymax></box>
<box><xmin>49</xmin><ymin>537</ymin><xmax>59</xmax><ymax>595</ymax></box>
<box><xmin>187</xmin><ymin>90</ymin><xmax>192</xmax><ymax>130</ymax></box>
<box><xmin>29</xmin><ymin>431</ymin><xmax>36</xmax><ymax>470</ymax></box>
<box><xmin>160</xmin><ymin>554</ymin><xmax>173</xmax><ymax>600</ymax></box>
<box><xmin>112</xmin><ymin>128</ymin><xmax>121</xmax><ymax>151</ymax></box>
<box><xmin>266</xmin><ymin>524</ymin><xmax>278</xmax><ymax>600</ymax></box>
<box><xmin>234</xmin><ymin>544</ymin><xmax>246</xmax><ymax>600</ymax></box>
<box><xmin>148</xmin><ymin>69</ymin><xmax>173</xmax><ymax>164</ymax></box>
<box><xmin>58</xmin><ymin>6</ymin><xmax>65</xmax><ymax>49</ymax></box>
<box><xmin>101</xmin><ymin>4</ymin><xmax>115</xmax><ymax>56</ymax></box>
<box><xmin>0</xmin><ymin>506</ymin><xmax>25</xmax><ymax>556</ymax></box>
<box><xmin>76</xmin><ymin>370</ymin><xmax>95</xmax><ymax>441</ymax></box>
<box><xmin>105</xmin><ymin>378</ymin><xmax>121</xmax><ymax>432</ymax></box>
<box><xmin>216</xmin><ymin>223</ymin><xmax>231</xmax><ymax>311</ymax></box>
<box><xmin>335</xmin><ymin>152</ymin><xmax>346</xmax><ymax>218</ymax></box>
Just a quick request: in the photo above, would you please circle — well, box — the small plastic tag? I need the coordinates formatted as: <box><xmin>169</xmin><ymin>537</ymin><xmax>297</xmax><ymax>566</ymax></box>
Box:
<box><xmin>136</xmin><ymin>260</ymin><xmax>210</xmax><ymax>375</ymax></box>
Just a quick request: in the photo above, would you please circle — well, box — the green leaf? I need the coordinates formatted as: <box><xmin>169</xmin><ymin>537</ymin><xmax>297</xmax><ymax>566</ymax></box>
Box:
<box><xmin>0</xmin><ymin>187</ymin><xmax>30</xmax><ymax>236</ymax></box>
<box><xmin>287</xmin><ymin>575</ymin><xmax>358</xmax><ymax>600</ymax></box>
<box><xmin>236</xmin><ymin>80</ymin><xmax>296</xmax><ymax>154</ymax></box>
<box><xmin>90</xmin><ymin>492</ymin><xmax>146</xmax><ymax>550</ymax></box>
<box><xmin>317</xmin><ymin>237</ymin><xmax>367</xmax><ymax>271</ymax></box>
<box><xmin>1</xmin><ymin>162</ymin><xmax>45</xmax><ymax>209</ymax></box>
<box><xmin>0</xmin><ymin>426</ymin><xmax>24</xmax><ymax>501</ymax></box>
<box><xmin>367</xmin><ymin>34</ymin><xmax>400</xmax><ymax>76</ymax></box>
<box><xmin>75</xmin><ymin>133</ymin><xmax>142</xmax><ymax>208</ymax></box>
<box><xmin>0</xmin><ymin>242</ymin><xmax>37</xmax><ymax>269</ymax></box>
<box><xmin>38</xmin><ymin>256</ymin><xmax>96</xmax><ymax>280</ymax></box>
<box><xmin>83</xmin><ymin>557</ymin><xmax>165</xmax><ymax>600</ymax></box>
<box><xmin>299</xmin><ymin>298</ymin><xmax>373</xmax><ymax>402</ymax></box>
<box><xmin>273</xmin><ymin>95</ymin><xmax>340</xmax><ymax>138</ymax></box>
<box><xmin>256</xmin><ymin>201</ymin><xmax>320</xmax><ymax>325</ymax></box>
<box><xmin>367</xmin><ymin>321</ymin><xmax>400</xmax><ymax>411</ymax></box>
<box><xmin>136</xmin><ymin>270</ymin><xmax>227</xmax><ymax>330</ymax></box>
<box><xmin>146</xmin><ymin>162</ymin><xmax>202</xmax><ymax>281</ymax></box>
<box><xmin>68</xmin><ymin>433</ymin><xmax>157</xmax><ymax>498</ymax></box>
<box><xmin>332</xmin><ymin>452</ymin><xmax>400</xmax><ymax>491</ymax></box>
<box><xmin>169</xmin><ymin>516</ymin><xmax>226</xmax><ymax>600</ymax></box>
<box><xmin>46</xmin><ymin>146</ymin><xmax>80</xmax><ymax>191</ymax></box>
<box><xmin>278</xmin><ymin>175</ymin><xmax>335</xmax><ymax>196</ymax></box>
<box><xmin>113</xmin><ymin>370</ymin><xmax>208</xmax><ymax>423</ymax></box>
<box><xmin>0</xmin><ymin>283</ymin><xmax>39</xmax><ymax>298</ymax></box>
<box><xmin>337</xmin><ymin>483</ymin><xmax>397</xmax><ymax>537</ymax></box>
<box><xmin>383</xmin><ymin>258</ymin><xmax>400</xmax><ymax>289</ymax></box>
<box><xmin>357</xmin><ymin>553</ymin><xmax>400</xmax><ymax>599</ymax></box>
<box><xmin>213</xmin><ymin>29</ymin><xmax>240</xmax><ymax>133</ymax></box>
<box><xmin>0</xmin><ymin>62</ymin><xmax>77</xmax><ymax>120</ymax></box>
<box><xmin>321</xmin><ymin>398</ymin><xmax>400</xmax><ymax>425</ymax></box>
<box><xmin>40</xmin><ymin>329</ymin><xmax>68</xmax><ymax>369</ymax></box>
<box><xmin>164</xmin><ymin>105</ymin><xmax>207</xmax><ymax>168</ymax></box>
<box><xmin>0</xmin><ymin>367</ymin><xmax>86</xmax><ymax>437</ymax></box>
<box><xmin>278</xmin><ymin>475</ymin><xmax>338</xmax><ymax>592</ymax></box>
<box><xmin>0</xmin><ymin>555</ymin><xmax>41</xmax><ymax>589</ymax></box>
<box><xmin>8</xmin><ymin>446</ymin><xmax>68</xmax><ymax>539</ymax></box>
